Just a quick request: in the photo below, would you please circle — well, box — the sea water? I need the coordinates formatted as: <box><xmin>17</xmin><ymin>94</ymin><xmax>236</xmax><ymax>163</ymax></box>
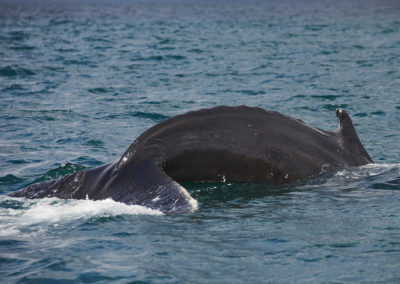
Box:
<box><xmin>1</xmin><ymin>0</ymin><xmax>400</xmax><ymax>282</ymax></box>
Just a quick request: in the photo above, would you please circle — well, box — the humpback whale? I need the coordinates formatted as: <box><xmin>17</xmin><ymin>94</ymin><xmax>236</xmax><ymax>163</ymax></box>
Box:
<box><xmin>8</xmin><ymin>106</ymin><xmax>373</xmax><ymax>213</ymax></box>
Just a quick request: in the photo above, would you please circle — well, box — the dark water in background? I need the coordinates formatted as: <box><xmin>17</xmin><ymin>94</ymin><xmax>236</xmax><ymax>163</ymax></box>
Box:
<box><xmin>1</xmin><ymin>0</ymin><xmax>400</xmax><ymax>282</ymax></box>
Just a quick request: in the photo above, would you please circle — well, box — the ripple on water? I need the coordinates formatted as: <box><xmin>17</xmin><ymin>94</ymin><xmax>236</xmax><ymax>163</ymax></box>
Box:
<box><xmin>310</xmin><ymin>94</ymin><xmax>341</xmax><ymax>101</ymax></box>
<box><xmin>322</xmin><ymin>104</ymin><xmax>349</xmax><ymax>111</ymax></box>
<box><xmin>1</xmin><ymin>84</ymin><xmax>25</xmax><ymax>91</ymax></box>
<box><xmin>0</xmin><ymin>174</ymin><xmax>26</xmax><ymax>186</ymax></box>
<box><xmin>0</xmin><ymin>66</ymin><xmax>35</xmax><ymax>77</ymax></box>
<box><xmin>354</xmin><ymin>112</ymin><xmax>368</xmax><ymax>117</ymax></box>
<box><xmin>10</xmin><ymin>45</ymin><xmax>35</xmax><ymax>51</ymax></box>
<box><xmin>132</xmin><ymin>54</ymin><xmax>187</xmax><ymax>62</ymax></box>
<box><xmin>88</xmin><ymin>87</ymin><xmax>111</xmax><ymax>94</ymax></box>
<box><xmin>103</xmin><ymin>111</ymin><xmax>169</xmax><ymax>122</ymax></box>
<box><xmin>371</xmin><ymin>110</ymin><xmax>386</xmax><ymax>116</ymax></box>
<box><xmin>34</xmin><ymin>162</ymin><xmax>87</xmax><ymax>182</ymax></box>
<box><xmin>83</xmin><ymin>139</ymin><xmax>106</xmax><ymax>149</ymax></box>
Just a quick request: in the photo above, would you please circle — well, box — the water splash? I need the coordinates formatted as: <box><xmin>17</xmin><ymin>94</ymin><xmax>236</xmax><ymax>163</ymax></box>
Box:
<box><xmin>0</xmin><ymin>196</ymin><xmax>163</xmax><ymax>237</ymax></box>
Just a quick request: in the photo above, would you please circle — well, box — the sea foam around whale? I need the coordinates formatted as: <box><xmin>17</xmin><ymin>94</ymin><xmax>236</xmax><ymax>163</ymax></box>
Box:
<box><xmin>0</xmin><ymin>197</ymin><xmax>163</xmax><ymax>238</ymax></box>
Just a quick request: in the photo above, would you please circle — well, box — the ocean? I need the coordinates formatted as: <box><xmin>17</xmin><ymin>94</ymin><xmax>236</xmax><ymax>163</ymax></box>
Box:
<box><xmin>1</xmin><ymin>0</ymin><xmax>400</xmax><ymax>282</ymax></box>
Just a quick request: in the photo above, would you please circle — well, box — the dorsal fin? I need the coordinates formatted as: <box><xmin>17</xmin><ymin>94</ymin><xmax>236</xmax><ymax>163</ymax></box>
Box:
<box><xmin>335</xmin><ymin>109</ymin><xmax>373</xmax><ymax>165</ymax></box>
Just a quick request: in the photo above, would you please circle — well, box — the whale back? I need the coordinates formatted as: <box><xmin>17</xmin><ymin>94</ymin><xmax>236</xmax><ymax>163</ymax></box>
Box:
<box><xmin>116</xmin><ymin>106</ymin><xmax>373</xmax><ymax>184</ymax></box>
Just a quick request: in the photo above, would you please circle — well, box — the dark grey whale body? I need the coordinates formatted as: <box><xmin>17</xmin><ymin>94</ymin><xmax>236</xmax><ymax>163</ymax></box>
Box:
<box><xmin>8</xmin><ymin>106</ymin><xmax>373</xmax><ymax>213</ymax></box>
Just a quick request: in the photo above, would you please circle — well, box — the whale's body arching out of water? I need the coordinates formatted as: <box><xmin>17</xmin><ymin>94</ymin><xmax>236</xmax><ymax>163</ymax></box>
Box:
<box><xmin>8</xmin><ymin>106</ymin><xmax>373</xmax><ymax>213</ymax></box>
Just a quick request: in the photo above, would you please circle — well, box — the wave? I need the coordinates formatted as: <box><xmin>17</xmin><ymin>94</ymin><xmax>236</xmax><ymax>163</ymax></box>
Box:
<box><xmin>0</xmin><ymin>174</ymin><xmax>26</xmax><ymax>186</ymax></box>
<box><xmin>0</xmin><ymin>65</ymin><xmax>35</xmax><ymax>77</ymax></box>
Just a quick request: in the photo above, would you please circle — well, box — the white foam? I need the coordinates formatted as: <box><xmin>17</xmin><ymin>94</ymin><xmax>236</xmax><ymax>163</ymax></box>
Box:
<box><xmin>0</xmin><ymin>196</ymin><xmax>163</xmax><ymax>237</ymax></box>
<box><xmin>29</xmin><ymin>198</ymin><xmax>162</xmax><ymax>220</ymax></box>
<box><xmin>334</xmin><ymin>163</ymin><xmax>400</xmax><ymax>179</ymax></box>
<box><xmin>361</xmin><ymin>163</ymin><xmax>400</xmax><ymax>171</ymax></box>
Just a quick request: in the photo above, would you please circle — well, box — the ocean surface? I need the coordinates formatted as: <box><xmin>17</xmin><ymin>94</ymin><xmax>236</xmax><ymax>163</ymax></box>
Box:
<box><xmin>1</xmin><ymin>0</ymin><xmax>400</xmax><ymax>282</ymax></box>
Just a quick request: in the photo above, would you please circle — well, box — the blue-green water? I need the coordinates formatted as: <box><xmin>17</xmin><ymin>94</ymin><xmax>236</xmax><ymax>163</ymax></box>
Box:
<box><xmin>1</xmin><ymin>0</ymin><xmax>400</xmax><ymax>282</ymax></box>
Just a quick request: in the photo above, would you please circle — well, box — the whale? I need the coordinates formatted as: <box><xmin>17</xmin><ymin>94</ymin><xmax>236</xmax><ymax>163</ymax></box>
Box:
<box><xmin>8</xmin><ymin>106</ymin><xmax>373</xmax><ymax>213</ymax></box>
